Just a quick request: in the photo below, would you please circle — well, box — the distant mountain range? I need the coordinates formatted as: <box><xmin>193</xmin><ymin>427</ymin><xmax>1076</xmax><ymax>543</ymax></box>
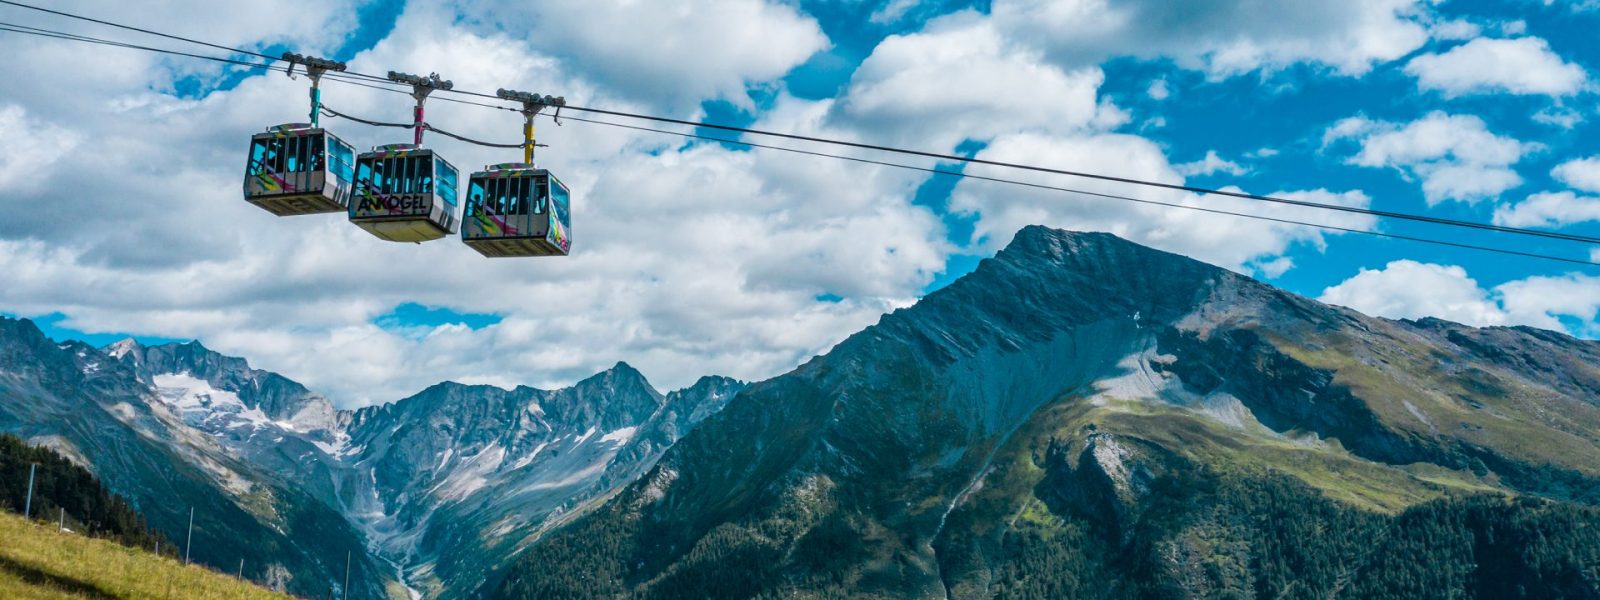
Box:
<box><xmin>1</xmin><ymin>318</ymin><xmax>740</xmax><ymax>598</ymax></box>
<box><xmin>3</xmin><ymin>225</ymin><xmax>1599</xmax><ymax>599</ymax></box>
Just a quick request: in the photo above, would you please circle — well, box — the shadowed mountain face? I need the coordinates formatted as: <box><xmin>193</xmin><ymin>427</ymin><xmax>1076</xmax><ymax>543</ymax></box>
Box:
<box><xmin>497</xmin><ymin>226</ymin><xmax>1600</xmax><ymax>599</ymax></box>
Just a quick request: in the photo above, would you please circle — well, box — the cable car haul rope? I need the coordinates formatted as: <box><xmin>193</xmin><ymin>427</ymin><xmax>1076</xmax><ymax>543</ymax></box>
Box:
<box><xmin>0</xmin><ymin>0</ymin><xmax>1596</xmax><ymax>265</ymax></box>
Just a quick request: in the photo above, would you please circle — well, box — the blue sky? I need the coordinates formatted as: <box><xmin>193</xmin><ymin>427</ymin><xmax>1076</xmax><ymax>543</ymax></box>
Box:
<box><xmin>2</xmin><ymin>0</ymin><xmax>1598</xmax><ymax>406</ymax></box>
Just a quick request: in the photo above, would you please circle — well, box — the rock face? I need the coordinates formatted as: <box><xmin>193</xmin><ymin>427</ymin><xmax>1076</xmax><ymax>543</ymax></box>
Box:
<box><xmin>330</xmin><ymin>366</ymin><xmax>741</xmax><ymax>597</ymax></box>
<box><xmin>496</xmin><ymin>226</ymin><xmax>1600</xmax><ymax>599</ymax></box>
<box><xmin>4</xmin><ymin>325</ymin><xmax>743</xmax><ymax>599</ymax></box>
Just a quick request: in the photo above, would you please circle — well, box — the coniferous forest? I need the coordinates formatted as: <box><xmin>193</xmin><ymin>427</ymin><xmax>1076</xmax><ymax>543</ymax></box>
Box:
<box><xmin>0</xmin><ymin>433</ymin><xmax>169</xmax><ymax>552</ymax></box>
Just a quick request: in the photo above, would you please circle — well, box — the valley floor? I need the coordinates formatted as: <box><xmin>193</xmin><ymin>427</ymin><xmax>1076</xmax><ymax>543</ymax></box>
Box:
<box><xmin>0</xmin><ymin>511</ymin><xmax>286</xmax><ymax>600</ymax></box>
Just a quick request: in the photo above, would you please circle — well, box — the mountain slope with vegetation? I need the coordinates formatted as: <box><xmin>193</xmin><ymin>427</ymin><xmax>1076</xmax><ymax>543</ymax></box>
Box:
<box><xmin>497</xmin><ymin>226</ymin><xmax>1600</xmax><ymax>599</ymax></box>
<box><xmin>1</xmin><ymin>433</ymin><xmax>167</xmax><ymax>551</ymax></box>
<box><xmin>0</xmin><ymin>319</ymin><xmax>398</xmax><ymax>599</ymax></box>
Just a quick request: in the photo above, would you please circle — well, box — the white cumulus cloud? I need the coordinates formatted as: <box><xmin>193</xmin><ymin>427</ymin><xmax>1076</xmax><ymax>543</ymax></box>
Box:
<box><xmin>1319</xmin><ymin>261</ymin><xmax>1510</xmax><ymax>326</ymax></box>
<box><xmin>457</xmin><ymin>0</ymin><xmax>828</xmax><ymax>108</ymax></box>
<box><xmin>990</xmin><ymin>0</ymin><xmax>1433</xmax><ymax>77</ymax></box>
<box><xmin>1176</xmin><ymin>151</ymin><xmax>1248</xmax><ymax>177</ymax></box>
<box><xmin>1493</xmin><ymin>191</ymin><xmax>1600</xmax><ymax>228</ymax></box>
<box><xmin>835</xmin><ymin>12</ymin><xmax>1115</xmax><ymax>150</ymax></box>
<box><xmin>1553</xmin><ymin>157</ymin><xmax>1600</xmax><ymax>193</ymax></box>
<box><xmin>1320</xmin><ymin>260</ymin><xmax>1600</xmax><ymax>334</ymax></box>
<box><xmin>1326</xmin><ymin>111</ymin><xmax>1536</xmax><ymax>204</ymax></box>
<box><xmin>1404</xmin><ymin>37</ymin><xmax>1588</xmax><ymax>97</ymax></box>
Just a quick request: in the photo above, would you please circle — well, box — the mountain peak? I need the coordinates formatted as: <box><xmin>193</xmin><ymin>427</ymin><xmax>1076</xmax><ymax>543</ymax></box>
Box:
<box><xmin>995</xmin><ymin>226</ymin><xmax>1215</xmax><ymax>280</ymax></box>
<box><xmin>105</xmin><ymin>337</ymin><xmax>142</xmax><ymax>359</ymax></box>
<box><xmin>575</xmin><ymin>361</ymin><xmax>655</xmax><ymax>393</ymax></box>
<box><xmin>0</xmin><ymin>316</ymin><xmax>46</xmax><ymax>344</ymax></box>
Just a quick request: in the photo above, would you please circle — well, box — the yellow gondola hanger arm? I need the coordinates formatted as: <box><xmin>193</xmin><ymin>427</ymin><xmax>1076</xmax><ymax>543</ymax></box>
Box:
<box><xmin>524</xmin><ymin>115</ymin><xmax>535</xmax><ymax>164</ymax></box>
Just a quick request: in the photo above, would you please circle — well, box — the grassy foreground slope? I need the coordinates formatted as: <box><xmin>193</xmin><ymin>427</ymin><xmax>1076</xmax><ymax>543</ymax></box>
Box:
<box><xmin>0</xmin><ymin>511</ymin><xmax>287</xmax><ymax>600</ymax></box>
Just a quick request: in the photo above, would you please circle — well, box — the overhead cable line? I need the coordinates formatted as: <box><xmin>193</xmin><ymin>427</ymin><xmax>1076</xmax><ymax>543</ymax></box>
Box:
<box><xmin>425</xmin><ymin>122</ymin><xmax>544</xmax><ymax>149</ymax></box>
<box><xmin>318</xmin><ymin>106</ymin><xmax>410</xmax><ymax>129</ymax></box>
<box><xmin>539</xmin><ymin>112</ymin><xmax>1600</xmax><ymax>268</ymax></box>
<box><xmin>0</xmin><ymin>20</ymin><xmax>504</xmax><ymax>113</ymax></box>
<box><xmin>2</xmin><ymin>13</ymin><xmax>1598</xmax><ymax>265</ymax></box>
<box><xmin>538</xmin><ymin>107</ymin><xmax>1600</xmax><ymax>247</ymax></box>
<box><xmin>0</xmin><ymin>0</ymin><xmax>285</xmax><ymax>62</ymax></box>
<box><xmin>0</xmin><ymin>21</ymin><xmax>291</xmax><ymax>72</ymax></box>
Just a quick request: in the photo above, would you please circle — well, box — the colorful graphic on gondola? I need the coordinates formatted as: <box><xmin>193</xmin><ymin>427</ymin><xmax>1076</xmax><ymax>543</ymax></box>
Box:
<box><xmin>250</xmin><ymin>164</ymin><xmax>294</xmax><ymax>193</ymax></box>
<box><xmin>548</xmin><ymin>212</ymin><xmax>569</xmax><ymax>251</ymax></box>
<box><xmin>470</xmin><ymin>205</ymin><xmax>518</xmax><ymax>237</ymax></box>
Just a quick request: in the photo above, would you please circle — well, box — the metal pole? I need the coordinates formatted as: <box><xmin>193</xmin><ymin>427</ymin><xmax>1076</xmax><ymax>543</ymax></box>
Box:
<box><xmin>310</xmin><ymin>80</ymin><xmax>323</xmax><ymax>127</ymax></box>
<box><xmin>523</xmin><ymin>114</ymin><xmax>535</xmax><ymax>164</ymax></box>
<box><xmin>184</xmin><ymin>507</ymin><xmax>194</xmax><ymax>564</ymax></box>
<box><xmin>284</xmin><ymin>53</ymin><xmax>345</xmax><ymax>127</ymax></box>
<box><xmin>413</xmin><ymin>102</ymin><xmax>425</xmax><ymax>146</ymax></box>
<box><xmin>23</xmin><ymin>463</ymin><xmax>35</xmax><ymax>520</ymax></box>
<box><xmin>58</xmin><ymin>507</ymin><xmax>64</xmax><ymax>531</ymax></box>
<box><xmin>343</xmin><ymin>551</ymin><xmax>351</xmax><ymax>600</ymax></box>
<box><xmin>388</xmin><ymin>71</ymin><xmax>449</xmax><ymax>147</ymax></box>
<box><xmin>239</xmin><ymin>558</ymin><xmax>245</xmax><ymax>579</ymax></box>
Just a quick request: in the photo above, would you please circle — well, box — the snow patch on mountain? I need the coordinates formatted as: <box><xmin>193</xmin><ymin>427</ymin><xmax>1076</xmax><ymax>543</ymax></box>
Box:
<box><xmin>154</xmin><ymin>372</ymin><xmax>267</xmax><ymax>428</ymax></box>
<box><xmin>428</xmin><ymin>443</ymin><xmax>506</xmax><ymax>502</ymax></box>
<box><xmin>600</xmin><ymin>426</ymin><xmax>637</xmax><ymax>444</ymax></box>
<box><xmin>519</xmin><ymin>459</ymin><xmax>610</xmax><ymax>494</ymax></box>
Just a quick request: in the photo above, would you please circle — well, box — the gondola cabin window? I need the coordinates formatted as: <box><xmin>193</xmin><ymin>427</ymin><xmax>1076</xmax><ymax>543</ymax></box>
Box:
<box><xmin>437</xmin><ymin>158</ymin><xmax>459</xmax><ymax>205</ymax></box>
<box><xmin>330</xmin><ymin>140</ymin><xmax>355</xmax><ymax>183</ymax></box>
<box><xmin>550</xmin><ymin>178</ymin><xmax>569</xmax><ymax>226</ymax></box>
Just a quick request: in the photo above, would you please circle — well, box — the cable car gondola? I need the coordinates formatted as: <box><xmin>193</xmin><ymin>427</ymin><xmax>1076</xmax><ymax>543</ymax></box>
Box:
<box><xmin>460</xmin><ymin>89</ymin><xmax>572</xmax><ymax>257</ymax></box>
<box><xmin>462</xmin><ymin>164</ymin><xmax>571</xmax><ymax>256</ymax></box>
<box><xmin>347</xmin><ymin>71</ymin><xmax>461</xmax><ymax>243</ymax></box>
<box><xmin>349</xmin><ymin>144</ymin><xmax>461</xmax><ymax>242</ymax></box>
<box><xmin>243</xmin><ymin>124</ymin><xmax>357</xmax><ymax>215</ymax></box>
<box><xmin>242</xmin><ymin>54</ymin><xmax>356</xmax><ymax>216</ymax></box>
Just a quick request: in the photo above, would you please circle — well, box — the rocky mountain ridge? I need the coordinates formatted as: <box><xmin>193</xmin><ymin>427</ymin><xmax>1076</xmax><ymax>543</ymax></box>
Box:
<box><xmin>498</xmin><ymin>225</ymin><xmax>1600</xmax><ymax>599</ymax></box>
